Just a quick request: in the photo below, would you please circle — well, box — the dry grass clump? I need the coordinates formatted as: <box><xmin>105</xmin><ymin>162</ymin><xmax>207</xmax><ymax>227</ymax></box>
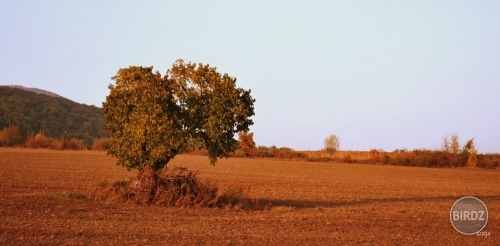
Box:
<box><xmin>90</xmin><ymin>167</ymin><xmax>251</xmax><ymax>209</ymax></box>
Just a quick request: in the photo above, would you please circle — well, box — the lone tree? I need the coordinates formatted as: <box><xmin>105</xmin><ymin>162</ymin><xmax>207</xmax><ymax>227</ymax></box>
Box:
<box><xmin>102</xmin><ymin>60</ymin><xmax>255</xmax><ymax>175</ymax></box>
<box><xmin>324</xmin><ymin>134</ymin><xmax>340</xmax><ymax>156</ymax></box>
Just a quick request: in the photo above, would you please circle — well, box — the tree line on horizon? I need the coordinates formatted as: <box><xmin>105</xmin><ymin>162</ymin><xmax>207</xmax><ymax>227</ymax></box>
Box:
<box><xmin>1</xmin><ymin>124</ymin><xmax>498</xmax><ymax>169</ymax></box>
<box><xmin>1</xmin><ymin>83</ymin><xmax>498</xmax><ymax>169</ymax></box>
<box><xmin>234</xmin><ymin>132</ymin><xmax>500</xmax><ymax>169</ymax></box>
<box><xmin>0</xmin><ymin>124</ymin><xmax>109</xmax><ymax>150</ymax></box>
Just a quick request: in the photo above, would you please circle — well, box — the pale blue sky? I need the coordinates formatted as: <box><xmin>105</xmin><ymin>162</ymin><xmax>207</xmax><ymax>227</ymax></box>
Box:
<box><xmin>1</xmin><ymin>1</ymin><xmax>499</xmax><ymax>152</ymax></box>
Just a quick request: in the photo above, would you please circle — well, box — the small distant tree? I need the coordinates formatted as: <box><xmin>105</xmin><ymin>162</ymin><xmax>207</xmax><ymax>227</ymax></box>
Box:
<box><xmin>442</xmin><ymin>136</ymin><xmax>450</xmax><ymax>153</ymax></box>
<box><xmin>324</xmin><ymin>134</ymin><xmax>340</xmax><ymax>157</ymax></box>
<box><xmin>442</xmin><ymin>134</ymin><xmax>461</xmax><ymax>167</ymax></box>
<box><xmin>463</xmin><ymin>138</ymin><xmax>478</xmax><ymax>168</ymax></box>
<box><xmin>102</xmin><ymin>60</ymin><xmax>255</xmax><ymax>190</ymax></box>
<box><xmin>238</xmin><ymin>131</ymin><xmax>256</xmax><ymax>157</ymax></box>
<box><xmin>450</xmin><ymin>134</ymin><xmax>461</xmax><ymax>155</ymax></box>
<box><xmin>442</xmin><ymin>134</ymin><xmax>460</xmax><ymax>154</ymax></box>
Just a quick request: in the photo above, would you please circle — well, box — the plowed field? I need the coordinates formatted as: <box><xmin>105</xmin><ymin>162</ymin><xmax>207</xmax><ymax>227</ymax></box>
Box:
<box><xmin>1</xmin><ymin>148</ymin><xmax>498</xmax><ymax>245</ymax></box>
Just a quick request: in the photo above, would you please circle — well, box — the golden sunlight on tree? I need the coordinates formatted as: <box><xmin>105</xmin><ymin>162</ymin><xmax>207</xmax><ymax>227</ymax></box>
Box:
<box><xmin>102</xmin><ymin>60</ymin><xmax>255</xmax><ymax>170</ymax></box>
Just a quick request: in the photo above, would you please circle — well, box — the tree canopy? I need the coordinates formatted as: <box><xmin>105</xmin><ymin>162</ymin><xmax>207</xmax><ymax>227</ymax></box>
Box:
<box><xmin>103</xmin><ymin>60</ymin><xmax>255</xmax><ymax>171</ymax></box>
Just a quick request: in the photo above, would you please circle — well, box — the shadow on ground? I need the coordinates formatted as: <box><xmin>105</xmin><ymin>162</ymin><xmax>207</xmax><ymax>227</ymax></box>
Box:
<box><xmin>253</xmin><ymin>195</ymin><xmax>500</xmax><ymax>209</ymax></box>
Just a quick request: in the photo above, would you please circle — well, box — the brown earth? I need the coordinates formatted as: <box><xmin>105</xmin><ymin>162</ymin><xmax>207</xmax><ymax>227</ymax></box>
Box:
<box><xmin>0</xmin><ymin>148</ymin><xmax>498</xmax><ymax>245</ymax></box>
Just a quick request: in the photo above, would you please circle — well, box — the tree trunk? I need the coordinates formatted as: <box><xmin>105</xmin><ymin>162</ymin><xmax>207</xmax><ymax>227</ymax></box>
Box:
<box><xmin>148</xmin><ymin>170</ymin><xmax>159</xmax><ymax>204</ymax></box>
<box><xmin>134</xmin><ymin>168</ymin><xmax>160</xmax><ymax>204</ymax></box>
<box><xmin>134</xmin><ymin>160</ymin><xmax>169</xmax><ymax>204</ymax></box>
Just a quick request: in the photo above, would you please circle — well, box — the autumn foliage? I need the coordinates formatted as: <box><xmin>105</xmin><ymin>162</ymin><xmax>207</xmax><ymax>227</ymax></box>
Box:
<box><xmin>25</xmin><ymin>132</ymin><xmax>51</xmax><ymax>149</ymax></box>
<box><xmin>102</xmin><ymin>61</ymin><xmax>255</xmax><ymax>172</ymax></box>
<box><xmin>237</xmin><ymin>132</ymin><xmax>257</xmax><ymax>157</ymax></box>
<box><xmin>232</xmin><ymin>133</ymin><xmax>499</xmax><ymax>169</ymax></box>
<box><xmin>0</xmin><ymin>125</ymin><xmax>23</xmax><ymax>147</ymax></box>
<box><xmin>0</xmin><ymin>123</ymin><xmax>498</xmax><ymax>169</ymax></box>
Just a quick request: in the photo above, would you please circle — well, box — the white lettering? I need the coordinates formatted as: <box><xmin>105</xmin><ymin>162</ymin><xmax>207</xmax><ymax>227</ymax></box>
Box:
<box><xmin>464</xmin><ymin>211</ymin><xmax>470</xmax><ymax>220</ymax></box>
<box><xmin>452</xmin><ymin>210</ymin><xmax>487</xmax><ymax>221</ymax></box>
<box><xmin>470</xmin><ymin>211</ymin><xmax>479</xmax><ymax>220</ymax></box>
<box><xmin>476</xmin><ymin>231</ymin><xmax>490</xmax><ymax>238</ymax></box>
<box><xmin>478</xmin><ymin>211</ymin><xmax>485</xmax><ymax>221</ymax></box>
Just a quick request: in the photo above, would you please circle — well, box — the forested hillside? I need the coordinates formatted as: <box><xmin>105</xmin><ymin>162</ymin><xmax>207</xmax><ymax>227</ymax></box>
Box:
<box><xmin>6</xmin><ymin>85</ymin><xmax>65</xmax><ymax>99</ymax></box>
<box><xmin>0</xmin><ymin>86</ymin><xmax>106</xmax><ymax>145</ymax></box>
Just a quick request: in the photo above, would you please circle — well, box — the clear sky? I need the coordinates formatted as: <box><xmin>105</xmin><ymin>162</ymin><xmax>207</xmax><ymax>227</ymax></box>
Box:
<box><xmin>1</xmin><ymin>1</ymin><xmax>499</xmax><ymax>152</ymax></box>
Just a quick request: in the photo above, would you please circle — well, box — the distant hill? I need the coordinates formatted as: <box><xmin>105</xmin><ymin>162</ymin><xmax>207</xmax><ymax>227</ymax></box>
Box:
<box><xmin>0</xmin><ymin>86</ymin><xmax>107</xmax><ymax>145</ymax></box>
<box><xmin>6</xmin><ymin>85</ymin><xmax>65</xmax><ymax>99</ymax></box>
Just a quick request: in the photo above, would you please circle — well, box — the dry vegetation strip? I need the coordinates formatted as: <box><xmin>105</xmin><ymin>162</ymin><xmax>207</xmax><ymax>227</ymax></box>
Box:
<box><xmin>0</xmin><ymin>148</ymin><xmax>499</xmax><ymax>245</ymax></box>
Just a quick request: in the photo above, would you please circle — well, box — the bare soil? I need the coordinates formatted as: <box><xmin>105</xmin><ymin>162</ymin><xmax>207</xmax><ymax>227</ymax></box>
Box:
<box><xmin>0</xmin><ymin>148</ymin><xmax>498</xmax><ymax>245</ymax></box>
